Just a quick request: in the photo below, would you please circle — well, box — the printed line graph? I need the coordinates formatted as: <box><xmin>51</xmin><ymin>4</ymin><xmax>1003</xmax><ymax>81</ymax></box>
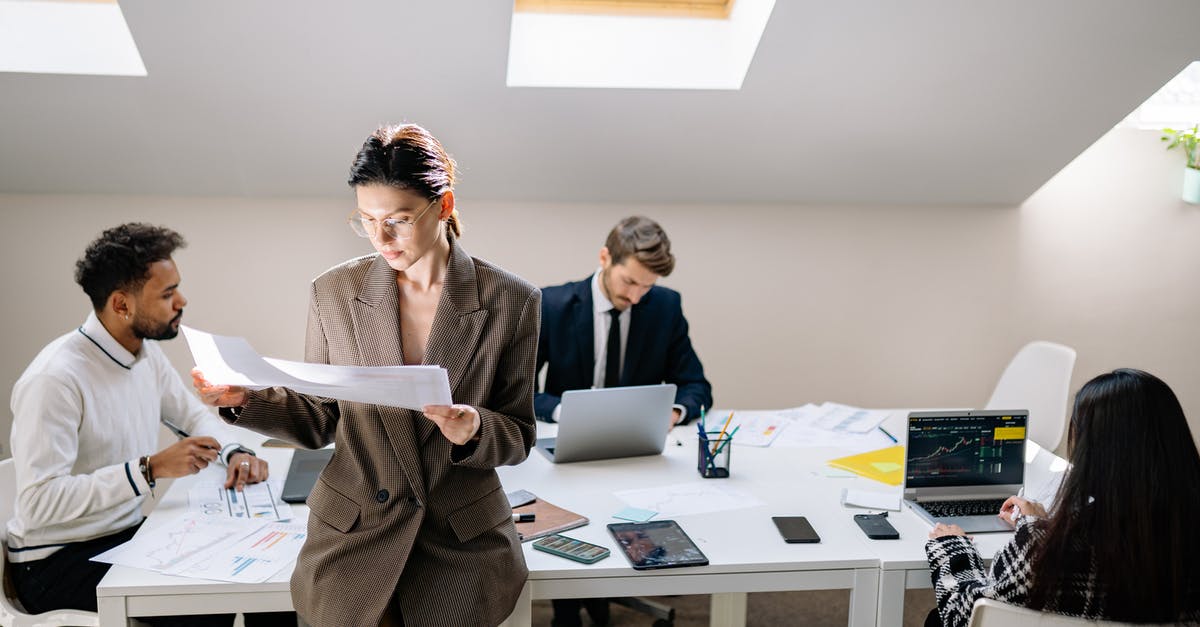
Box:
<box><xmin>144</xmin><ymin>517</ymin><xmax>250</xmax><ymax>571</ymax></box>
<box><xmin>90</xmin><ymin>515</ymin><xmax>256</xmax><ymax>573</ymax></box>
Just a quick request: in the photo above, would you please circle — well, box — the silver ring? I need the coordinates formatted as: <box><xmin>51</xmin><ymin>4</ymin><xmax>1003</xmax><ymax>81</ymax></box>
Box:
<box><xmin>240</xmin><ymin>461</ymin><xmax>250</xmax><ymax>467</ymax></box>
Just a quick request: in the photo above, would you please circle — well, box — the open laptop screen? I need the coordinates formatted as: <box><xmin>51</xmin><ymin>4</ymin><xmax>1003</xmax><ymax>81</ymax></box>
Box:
<box><xmin>905</xmin><ymin>411</ymin><xmax>1027</xmax><ymax>489</ymax></box>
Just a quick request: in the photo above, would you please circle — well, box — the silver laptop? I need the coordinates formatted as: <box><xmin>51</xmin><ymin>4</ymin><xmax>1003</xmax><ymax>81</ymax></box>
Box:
<box><xmin>281</xmin><ymin>448</ymin><xmax>334</xmax><ymax>503</ymax></box>
<box><xmin>903</xmin><ymin>410</ymin><xmax>1028</xmax><ymax>533</ymax></box>
<box><xmin>536</xmin><ymin>384</ymin><xmax>677</xmax><ymax>463</ymax></box>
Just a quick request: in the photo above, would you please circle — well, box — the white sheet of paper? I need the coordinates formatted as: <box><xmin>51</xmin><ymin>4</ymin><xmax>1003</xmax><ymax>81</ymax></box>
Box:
<box><xmin>840</xmin><ymin>488</ymin><xmax>902</xmax><ymax>511</ymax></box>
<box><xmin>182</xmin><ymin>325</ymin><xmax>452</xmax><ymax>411</ymax></box>
<box><xmin>614</xmin><ymin>482</ymin><xmax>763</xmax><ymax>517</ymax></box>
<box><xmin>717</xmin><ymin>410</ymin><xmax>788</xmax><ymax>447</ymax></box>
<box><xmin>163</xmin><ymin>521</ymin><xmax>308</xmax><ymax>583</ymax></box>
<box><xmin>91</xmin><ymin>515</ymin><xmax>260</xmax><ymax>573</ymax></box>
<box><xmin>773</xmin><ymin>421</ymin><xmax>895</xmax><ymax>453</ymax></box>
<box><xmin>814</xmin><ymin>402</ymin><xmax>892</xmax><ymax>433</ymax></box>
<box><xmin>188</xmin><ymin>480</ymin><xmax>293</xmax><ymax>522</ymax></box>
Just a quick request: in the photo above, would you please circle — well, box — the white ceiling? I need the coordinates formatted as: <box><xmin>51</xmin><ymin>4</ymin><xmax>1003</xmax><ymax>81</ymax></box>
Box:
<box><xmin>1</xmin><ymin>0</ymin><xmax>1198</xmax><ymax>206</ymax></box>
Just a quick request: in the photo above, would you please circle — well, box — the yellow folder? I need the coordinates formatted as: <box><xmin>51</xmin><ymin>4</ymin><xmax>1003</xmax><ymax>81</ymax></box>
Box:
<box><xmin>827</xmin><ymin>445</ymin><xmax>906</xmax><ymax>486</ymax></box>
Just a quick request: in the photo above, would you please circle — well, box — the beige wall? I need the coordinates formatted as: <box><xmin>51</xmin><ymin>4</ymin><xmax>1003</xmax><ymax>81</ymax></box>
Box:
<box><xmin>2</xmin><ymin>127</ymin><xmax>1197</xmax><ymax>457</ymax></box>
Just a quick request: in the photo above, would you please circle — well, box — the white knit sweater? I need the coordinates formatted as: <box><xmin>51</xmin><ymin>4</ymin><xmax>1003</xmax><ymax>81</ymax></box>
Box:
<box><xmin>6</xmin><ymin>312</ymin><xmax>246</xmax><ymax>562</ymax></box>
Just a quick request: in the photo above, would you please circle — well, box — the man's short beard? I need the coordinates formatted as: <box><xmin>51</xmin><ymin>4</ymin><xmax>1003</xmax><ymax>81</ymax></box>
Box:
<box><xmin>132</xmin><ymin>312</ymin><xmax>181</xmax><ymax>341</ymax></box>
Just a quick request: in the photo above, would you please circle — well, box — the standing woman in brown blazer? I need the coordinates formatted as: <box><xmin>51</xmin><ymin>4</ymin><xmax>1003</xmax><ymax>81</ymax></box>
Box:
<box><xmin>193</xmin><ymin>123</ymin><xmax>540</xmax><ymax>626</ymax></box>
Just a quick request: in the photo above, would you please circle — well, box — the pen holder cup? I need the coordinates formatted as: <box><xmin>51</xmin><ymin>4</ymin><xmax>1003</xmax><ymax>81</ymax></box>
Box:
<box><xmin>698</xmin><ymin>431</ymin><xmax>732</xmax><ymax>478</ymax></box>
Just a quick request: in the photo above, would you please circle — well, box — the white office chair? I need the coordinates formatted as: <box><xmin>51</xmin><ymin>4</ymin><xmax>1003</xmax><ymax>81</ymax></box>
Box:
<box><xmin>985</xmin><ymin>341</ymin><xmax>1076</xmax><ymax>453</ymax></box>
<box><xmin>968</xmin><ymin>598</ymin><xmax>1175</xmax><ymax>627</ymax></box>
<box><xmin>0</xmin><ymin>459</ymin><xmax>100</xmax><ymax>627</ymax></box>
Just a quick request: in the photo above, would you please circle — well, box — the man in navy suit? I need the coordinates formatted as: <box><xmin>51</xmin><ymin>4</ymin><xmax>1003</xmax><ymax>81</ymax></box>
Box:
<box><xmin>539</xmin><ymin>216</ymin><xmax>713</xmax><ymax>626</ymax></box>
<box><xmin>536</xmin><ymin>215</ymin><xmax>713</xmax><ymax>426</ymax></box>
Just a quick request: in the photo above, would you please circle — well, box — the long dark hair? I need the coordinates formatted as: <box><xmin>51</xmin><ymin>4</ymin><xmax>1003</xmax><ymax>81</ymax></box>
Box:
<box><xmin>1027</xmin><ymin>368</ymin><xmax>1200</xmax><ymax>620</ymax></box>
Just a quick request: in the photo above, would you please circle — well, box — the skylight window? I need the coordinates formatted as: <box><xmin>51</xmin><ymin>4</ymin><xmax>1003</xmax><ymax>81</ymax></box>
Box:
<box><xmin>507</xmin><ymin>0</ymin><xmax>775</xmax><ymax>90</ymax></box>
<box><xmin>0</xmin><ymin>0</ymin><xmax>146</xmax><ymax>77</ymax></box>
<box><xmin>1123</xmin><ymin>61</ymin><xmax>1200</xmax><ymax>130</ymax></box>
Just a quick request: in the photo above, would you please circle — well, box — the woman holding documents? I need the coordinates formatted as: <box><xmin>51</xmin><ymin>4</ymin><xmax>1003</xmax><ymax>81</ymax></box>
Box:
<box><xmin>923</xmin><ymin>368</ymin><xmax>1200</xmax><ymax>626</ymax></box>
<box><xmin>194</xmin><ymin>123</ymin><xmax>540</xmax><ymax>626</ymax></box>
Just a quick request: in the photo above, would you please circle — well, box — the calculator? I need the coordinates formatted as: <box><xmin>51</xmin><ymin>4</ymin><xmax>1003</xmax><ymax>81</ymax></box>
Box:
<box><xmin>532</xmin><ymin>534</ymin><xmax>611</xmax><ymax>564</ymax></box>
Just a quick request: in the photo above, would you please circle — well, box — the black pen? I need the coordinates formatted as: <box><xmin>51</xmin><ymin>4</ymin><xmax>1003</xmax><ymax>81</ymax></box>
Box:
<box><xmin>512</xmin><ymin>513</ymin><xmax>535</xmax><ymax>523</ymax></box>
<box><xmin>162</xmin><ymin>420</ymin><xmax>221</xmax><ymax>450</ymax></box>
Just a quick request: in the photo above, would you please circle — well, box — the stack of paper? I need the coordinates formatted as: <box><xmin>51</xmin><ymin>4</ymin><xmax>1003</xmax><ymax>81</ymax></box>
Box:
<box><xmin>92</xmin><ymin>514</ymin><xmax>306</xmax><ymax>583</ymax></box>
<box><xmin>771</xmin><ymin>403</ymin><xmax>895</xmax><ymax>453</ymax></box>
<box><xmin>813</xmin><ymin>402</ymin><xmax>891</xmax><ymax>433</ymax></box>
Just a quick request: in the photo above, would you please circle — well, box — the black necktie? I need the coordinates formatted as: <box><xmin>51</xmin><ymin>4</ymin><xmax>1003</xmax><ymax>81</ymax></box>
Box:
<box><xmin>604</xmin><ymin>309</ymin><xmax>621</xmax><ymax>388</ymax></box>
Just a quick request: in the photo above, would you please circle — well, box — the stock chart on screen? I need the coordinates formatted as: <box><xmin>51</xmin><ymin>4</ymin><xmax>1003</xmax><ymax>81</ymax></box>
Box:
<box><xmin>905</xmin><ymin>413</ymin><xmax>1026</xmax><ymax>488</ymax></box>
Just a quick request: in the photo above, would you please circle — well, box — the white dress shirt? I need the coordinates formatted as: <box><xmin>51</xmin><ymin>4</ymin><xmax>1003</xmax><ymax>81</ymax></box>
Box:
<box><xmin>590</xmin><ymin>269</ymin><xmax>629</xmax><ymax>389</ymax></box>
<box><xmin>6</xmin><ymin>312</ymin><xmax>244</xmax><ymax>562</ymax></box>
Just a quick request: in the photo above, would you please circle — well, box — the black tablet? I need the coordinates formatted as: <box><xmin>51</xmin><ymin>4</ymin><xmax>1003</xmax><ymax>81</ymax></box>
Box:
<box><xmin>607</xmin><ymin>520</ymin><xmax>709</xmax><ymax>570</ymax></box>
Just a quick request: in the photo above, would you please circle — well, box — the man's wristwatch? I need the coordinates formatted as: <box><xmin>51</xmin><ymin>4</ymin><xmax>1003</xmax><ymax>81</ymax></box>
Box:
<box><xmin>221</xmin><ymin>444</ymin><xmax>256</xmax><ymax>464</ymax></box>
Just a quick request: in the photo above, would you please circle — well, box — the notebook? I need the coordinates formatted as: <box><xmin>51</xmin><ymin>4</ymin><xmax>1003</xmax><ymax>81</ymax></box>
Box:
<box><xmin>280</xmin><ymin>448</ymin><xmax>334</xmax><ymax>504</ymax></box>
<box><xmin>535</xmin><ymin>383</ymin><xmax>676</xmax><ymax>463</ymax></box>
<box><xmin>513</xmin><ymin>498</ymin><xmax>589</xmax><ymax>542</ymax></box>
<box><xmin>903</xmin><ymin>410</ymin><xmax>1028</xmax><ymax>533</ymax></box>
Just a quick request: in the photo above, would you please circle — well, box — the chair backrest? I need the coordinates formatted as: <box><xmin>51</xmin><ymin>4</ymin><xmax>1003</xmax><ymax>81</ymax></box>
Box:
<box><xmin>0</xmin><ymin>460</ymin><xmax>14</xmax><ymax>536</ymax></box>
<box><xmin>0</xmin><ymin>458</ymin><xmax>100</xmax><ymax>626</ymax></box>
<box><xmin>985</xmin><ymin>340</ymin><xmax>1076</xmax><ymax>452</ymax></box>
<box><xmin>968</xmin><ymin>599</ymin><xmax>1174</xmax><ymax>627</ymax></box>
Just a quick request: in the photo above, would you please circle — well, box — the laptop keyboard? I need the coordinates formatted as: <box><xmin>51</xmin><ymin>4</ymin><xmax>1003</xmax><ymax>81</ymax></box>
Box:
<box><xmin>920</xmin><ymin>499</ymin><xmax>1007</xmax><ymax>518</ymax></box>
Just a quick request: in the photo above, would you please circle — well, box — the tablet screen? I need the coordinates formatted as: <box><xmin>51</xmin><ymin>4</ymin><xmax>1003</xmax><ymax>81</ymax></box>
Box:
<box><xmin>607</xmin><ymin>520</ymin><xmax>709</xmax><ymax>570</ymax></box>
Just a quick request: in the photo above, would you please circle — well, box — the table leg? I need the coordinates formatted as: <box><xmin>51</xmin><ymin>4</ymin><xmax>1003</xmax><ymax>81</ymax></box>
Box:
<box><xmin>876</xmin><ymin>570</ymin><xmax>905</xmax><ymax>627</ymax></box>
<box><xmin>499</xmin><ymin>581</ymin><xmax>532</xmax><ymax>627</ymax></box>
<box><xmin>710</xmin><ymin>592</ymin><xmax>747</xmax><ymax>627</ymax></box>
<box><xmin>847</xmin><ymin>567</ymin><xmax>880</xmax><ymax>627</ymax></box>
<box><xmin>97</xmin><ymin>595</ymin><xmax>129</xmax><ymax>627</ymax></box>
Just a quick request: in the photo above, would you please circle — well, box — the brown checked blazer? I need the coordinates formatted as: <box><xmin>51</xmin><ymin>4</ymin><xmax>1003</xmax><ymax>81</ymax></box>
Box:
<box><xmin>229</xmin><ymin>237</ymin><xmax>540</xmax><ymax>626</ymax></box>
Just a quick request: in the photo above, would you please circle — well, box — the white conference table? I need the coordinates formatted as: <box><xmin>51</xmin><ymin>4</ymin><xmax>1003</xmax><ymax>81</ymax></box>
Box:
<box><xmin>95</xmin><ymin>413</ymin><xmax>1067</xmax><ymax>627</ymax></box>
<box><xmin>499</xmin><ymin>420</ymin><xmax>884</xmax><ymax>627</ymax></box>
<box><xmin>95</xmin><ymin>437</ymin><xmax>302</xmax><ymax>625</ymax></box>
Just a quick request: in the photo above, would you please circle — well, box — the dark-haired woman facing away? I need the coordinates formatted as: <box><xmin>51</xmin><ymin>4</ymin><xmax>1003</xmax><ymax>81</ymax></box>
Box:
<box><xmin>193</xmin><ymin>124</ymin><xmax>539</xmax><ymax>626</ymax></box>
<box><xmin>924</xmin><ymin>368</ymin><xmax>1200</xmax><ymax>626</ymax></box>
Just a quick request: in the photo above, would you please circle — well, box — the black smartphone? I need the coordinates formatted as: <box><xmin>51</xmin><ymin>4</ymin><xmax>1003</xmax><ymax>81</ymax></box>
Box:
<box><xmin>505</xmin><ymin>489</ymin><xmax>537</xmax><ymax>508</ymax></box>
<box><xmin>771</xmin><ymin>516</ymin><xmax>820</xmax><ymax>543</ymax></box>
<box><xmin>853</xmin><ymin>513</ymin><xmax>900</xmax><ymax>540</ymax></box>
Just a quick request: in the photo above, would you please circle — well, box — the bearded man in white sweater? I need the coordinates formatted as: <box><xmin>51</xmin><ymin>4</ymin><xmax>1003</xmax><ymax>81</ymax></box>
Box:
<box><xmin>6</xmin><ymin>223</ymin><xmax>289</xmax><ymax>626</ymax></box>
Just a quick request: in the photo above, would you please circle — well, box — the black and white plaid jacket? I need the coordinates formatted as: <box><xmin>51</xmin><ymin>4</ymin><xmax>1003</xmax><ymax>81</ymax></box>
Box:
<box><xmin>925</xmin><ymin>515</ymin><xmax>1095</xmax><ymax>627</ymax></box>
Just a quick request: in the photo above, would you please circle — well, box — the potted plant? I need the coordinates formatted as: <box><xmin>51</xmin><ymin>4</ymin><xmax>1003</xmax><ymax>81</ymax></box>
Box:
<box><xmin>1161</xmin><ymin>124</ymin><xmax>1200</xmax><ymax>204</ymax></box>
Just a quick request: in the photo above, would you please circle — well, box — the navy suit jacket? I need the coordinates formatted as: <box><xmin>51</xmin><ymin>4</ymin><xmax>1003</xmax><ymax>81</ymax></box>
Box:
<box><xmin>535</xmin><ymin>276</ymin><xmax>712</xmax><ymax>423</ymax></box>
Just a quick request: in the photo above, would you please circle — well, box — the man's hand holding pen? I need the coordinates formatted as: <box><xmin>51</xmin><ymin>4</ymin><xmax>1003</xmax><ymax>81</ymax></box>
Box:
<box><xmin>149</xmin><ymin>436</ymin><xmax>222</xmax><ymax>479</ymax></box>
<box><xmin>150</xmin><ymin>428</ymin><xmax>270</xmax><ymax>490</ymax></box>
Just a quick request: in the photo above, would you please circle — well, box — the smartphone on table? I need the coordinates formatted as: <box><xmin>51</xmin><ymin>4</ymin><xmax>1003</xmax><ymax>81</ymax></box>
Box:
<box><xmin>532</xmin><ymin>534</ymin><xmax>611</xmax><ymax>564</ymax></box>
<box><xmin>853</xmin><ymin>513</ymin><xmax>900</xmax><ymax>539</ymax></box>
<box><xmin>772</xmin><ymin>516</ymin><xmax>821</xmax><ymax>543</ymax></box>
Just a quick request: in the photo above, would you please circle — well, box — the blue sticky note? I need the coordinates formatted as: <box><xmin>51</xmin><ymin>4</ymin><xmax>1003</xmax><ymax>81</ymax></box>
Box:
<box><xmin>613</xmin><ymin>507</ymin><xmax>657</xmax><ymax>522</ymax></box>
